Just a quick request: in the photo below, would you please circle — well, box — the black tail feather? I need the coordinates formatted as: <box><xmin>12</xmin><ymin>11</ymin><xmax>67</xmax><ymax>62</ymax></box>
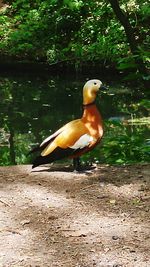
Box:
<box><xmin>32</xmin><ymin>147</ymin><xmax>76</xmax><ymax>168</ymax></box>
<box><xmin>32</xmin><ymin>155</ymin><xmax>52</xmax><ymax>168</ymax></box>
<box><xmin>27</xmin><ymin>145</ymin><xmax>41</xmax><ymax>156</ymax></box>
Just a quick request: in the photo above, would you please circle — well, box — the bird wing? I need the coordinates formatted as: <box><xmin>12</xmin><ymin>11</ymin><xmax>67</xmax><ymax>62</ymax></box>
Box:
<box><xmin>41</xmin><ymin>119</ymin><xmax>95</xmax><ymax>157</ymax></box>
<box><xmin>28</xmin><ymin>125</ymin><xmax>66</xmax><ymax>155</ymax></box>
<box><xmin>40</xmin><ymin>124</ymin><xmax>66</xmax><ymax>147</ymax></box>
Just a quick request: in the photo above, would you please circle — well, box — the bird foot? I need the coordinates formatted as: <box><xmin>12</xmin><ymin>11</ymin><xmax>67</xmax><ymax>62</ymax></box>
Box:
<box><xmin>73</xmin><ymin>158</ymin><xmax>96</xmax><ymax>173</ymax></box>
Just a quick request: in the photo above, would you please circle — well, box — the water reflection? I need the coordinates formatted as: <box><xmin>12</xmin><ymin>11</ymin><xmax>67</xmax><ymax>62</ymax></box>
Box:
<box><xmin>0</xmin><ymin>74</ymin><xmax>149</xmax><ymax>166</ymax></box>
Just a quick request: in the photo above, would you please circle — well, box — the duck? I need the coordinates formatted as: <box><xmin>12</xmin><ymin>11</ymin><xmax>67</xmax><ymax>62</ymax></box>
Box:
<box><xmin>29</xmin><ymin>79</ymin><xmax>105</xmax><ymax>171</ymax></box>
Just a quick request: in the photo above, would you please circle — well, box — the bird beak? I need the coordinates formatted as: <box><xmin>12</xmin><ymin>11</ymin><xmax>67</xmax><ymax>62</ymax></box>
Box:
<box><xmin>101</xmin><ymin>85</ymin><xmax>108</xmax><ymax>90</ymax></box>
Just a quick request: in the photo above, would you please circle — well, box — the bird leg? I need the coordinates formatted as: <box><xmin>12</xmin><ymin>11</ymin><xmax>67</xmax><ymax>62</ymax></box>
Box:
<box><xmin>73</xmin><ymin>157</ymin><xmax>81</xmax><ymax>171</ymax></box>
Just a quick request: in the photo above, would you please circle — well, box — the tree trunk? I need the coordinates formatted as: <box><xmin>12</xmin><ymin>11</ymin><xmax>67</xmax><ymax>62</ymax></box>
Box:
<box><xmin>109</xmin><ymin>0</ymin><xmax>148</xmax><ymax>88</ymax></box>
<box><xmin>9</xmin><ymin>125</ymin><xmax>16</xmax><ymax>165</ymax></box>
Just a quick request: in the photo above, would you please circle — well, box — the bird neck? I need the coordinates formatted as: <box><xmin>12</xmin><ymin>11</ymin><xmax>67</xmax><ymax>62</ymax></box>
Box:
<box><xmin>81</xmin><ymin>103</ymin><xmax>103</xmax><ymax>139</ymax></box>
<box><xmin>82</xmin><ymin>103</ymin><xmax>102</xmax><ymax>123</ymax></box>
<box><xmin>82</xmin><ymin>101</ymin><xmax>95</xmax><ymax>108</ymax></box>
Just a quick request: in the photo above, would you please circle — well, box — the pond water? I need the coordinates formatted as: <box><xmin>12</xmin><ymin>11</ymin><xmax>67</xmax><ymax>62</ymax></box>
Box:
<box><xmin>0</xmin><ymin>72</ymin><xmax>149</xmax><ymax>166</ymax></box>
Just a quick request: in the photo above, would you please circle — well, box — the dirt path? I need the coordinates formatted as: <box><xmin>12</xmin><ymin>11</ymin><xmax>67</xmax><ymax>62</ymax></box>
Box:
<box><xmin>0</xmin><ymin>164</ymin><xmax>149</xmax><ymax>267</ymax></box>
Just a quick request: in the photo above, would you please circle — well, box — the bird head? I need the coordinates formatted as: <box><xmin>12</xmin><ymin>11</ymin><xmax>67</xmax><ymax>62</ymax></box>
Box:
<box><xmin>83</xmin><ymin>79</ymin><xmax>103</xmax><ymax>105</ymax></box>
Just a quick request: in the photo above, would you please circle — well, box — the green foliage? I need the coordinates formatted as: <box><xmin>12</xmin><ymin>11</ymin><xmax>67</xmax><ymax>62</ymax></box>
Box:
<box><xmin>82</xmin><ymin>120</ymin><xmax>150</xmax><ymax>165</ymax></box>
<box><xmin>0</xmin><ymin>75</ymin><xmax>149</xmax><ymax>165</ymax></box>
<box><xmin>139</xmin><ymin>99</ymin><xmax>150</xmax><ymax>110</ymax></box>
<box><xmin>101</xmin><ymin>120</ymin><xmax>150</xmax><ymax>164</ymax></box>
<box><xmin>0</xmin><ymin>0</ymin><xmax>149</xmax><ymax>80</ymax></box>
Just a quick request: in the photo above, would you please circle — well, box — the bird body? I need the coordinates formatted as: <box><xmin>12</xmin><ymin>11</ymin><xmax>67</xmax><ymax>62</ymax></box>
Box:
<box><xmin>30</xmin><ymin>79</ymin><xmax>104</xmax><ymax>170</ymax></box>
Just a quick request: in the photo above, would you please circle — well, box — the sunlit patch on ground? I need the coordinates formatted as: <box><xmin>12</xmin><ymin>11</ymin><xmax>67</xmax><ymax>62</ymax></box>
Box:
<box><xmin>0</xmin><ymin>164</ymin><xmax>150</xmax><ymax>266</ymax></box>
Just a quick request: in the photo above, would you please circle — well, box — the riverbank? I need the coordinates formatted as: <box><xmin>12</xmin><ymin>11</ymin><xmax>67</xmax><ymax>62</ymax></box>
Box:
<box><xmin>0</xmin><ymin>58</ymin><xmax>120</xmax><ymax>78</ymax></box>
<box><xmin>0</xmin><ymin>163</ymin><xmax>149</xmax><ymax>266</ymax></box>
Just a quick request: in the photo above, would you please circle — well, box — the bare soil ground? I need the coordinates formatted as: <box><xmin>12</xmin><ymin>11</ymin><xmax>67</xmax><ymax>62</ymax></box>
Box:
<box><xmin>0</xmin><ymin>163</ymin><xmax>150</xmax><ymax>267</ymax></box>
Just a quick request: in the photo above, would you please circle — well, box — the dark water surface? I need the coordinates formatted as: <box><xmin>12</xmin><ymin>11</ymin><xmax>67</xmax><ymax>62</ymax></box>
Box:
<box><xmin>0</xmin><ymin>73</ymin><xmax>149</xmax><ymax>166</ymax></box>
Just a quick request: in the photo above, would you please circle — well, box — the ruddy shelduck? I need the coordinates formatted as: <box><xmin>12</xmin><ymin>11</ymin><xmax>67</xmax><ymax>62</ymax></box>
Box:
<box><xmin>29</xmin><ymin>79</ymin><xmax>105</xmax><ymax>171</ymax></box>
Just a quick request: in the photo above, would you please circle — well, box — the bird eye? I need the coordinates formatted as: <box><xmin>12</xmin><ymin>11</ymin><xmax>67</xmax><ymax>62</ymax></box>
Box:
<box><xmin>94</xmin><ymin>82</ymin><xmax>97</xmax><ymax>85</ymax></box>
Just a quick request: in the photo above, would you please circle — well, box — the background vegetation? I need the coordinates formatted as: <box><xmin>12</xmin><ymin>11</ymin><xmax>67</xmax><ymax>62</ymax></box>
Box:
<box><xmin>0</xmin><ymin>0</ymin><xmax>149</xmax><ymax>85</ymax></box>
<box><xmin>0</xmin><ymin>0</ymin><xmax>149</xmax><ymax>166</ymax></box>
<box><xmin>0</xmin><ymin>76</ymin><xmax>149</xmax><ymax>166</ymax></box>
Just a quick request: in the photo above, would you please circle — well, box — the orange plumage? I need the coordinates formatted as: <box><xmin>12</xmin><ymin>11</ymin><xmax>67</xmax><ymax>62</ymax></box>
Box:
<box><xmin>29</xmin><ymin>79</ymin><xmax>104</xmax><ymax>171</ymax></box>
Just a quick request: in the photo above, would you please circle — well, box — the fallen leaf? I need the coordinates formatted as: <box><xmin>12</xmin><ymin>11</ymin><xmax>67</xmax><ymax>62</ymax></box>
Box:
<box><xmin>109</xmin><ymin>199</ymin><xmax>116</xmax><ymax>204</ymax></box>
<box><xmin>20</xmin><ymin>219</ymin><xmax>31</xmax><ymax>226</ymax></box>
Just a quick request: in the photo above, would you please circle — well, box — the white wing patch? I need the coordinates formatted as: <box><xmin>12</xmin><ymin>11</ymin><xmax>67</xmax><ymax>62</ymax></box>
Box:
<box><xmin>70</xmin><ymin>134</ymin><xmax>94</xmax><ymax>150</ymax></box>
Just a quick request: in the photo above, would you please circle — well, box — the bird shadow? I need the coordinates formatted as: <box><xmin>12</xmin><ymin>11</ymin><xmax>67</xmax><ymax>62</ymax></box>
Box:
<box><xmin>31</xmin><ymin>163</ymin><xmax>96</xmax><ymax>174</ymax></box>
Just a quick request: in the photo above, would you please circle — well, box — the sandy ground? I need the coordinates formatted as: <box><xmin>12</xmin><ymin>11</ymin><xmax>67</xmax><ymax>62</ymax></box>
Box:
<box><xmin>0</xmin><ymin>163</ymin><xmax>150</xmax><ymax>267</ymax></box>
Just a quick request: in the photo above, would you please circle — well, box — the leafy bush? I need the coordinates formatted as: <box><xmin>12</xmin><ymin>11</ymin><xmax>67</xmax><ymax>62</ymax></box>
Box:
<box><xmin>0</xmin><ymin>0</ymin><xmax>149</xmax><ymax>82</ymax></box>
